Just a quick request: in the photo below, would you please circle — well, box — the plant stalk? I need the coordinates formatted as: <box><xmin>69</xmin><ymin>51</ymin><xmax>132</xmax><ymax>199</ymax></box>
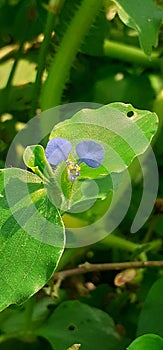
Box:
<box><xmin>30</xmin><ymin>0</ymin><xmax>64</xmax><ymax>118</ymax></box>
<box><xmin>41</xmin><ymin>0</ymin><xmax>103</xmax><ymax>111</ymax></box>
<box><xmin>103</xmin><ymin>39</ymin><xmax>161</xmax><ymax>68</ymax></box>
<box><xmin>53</xmin><ymin>260</ymin><xmax>163</xmax><ymax>280</ymax></box>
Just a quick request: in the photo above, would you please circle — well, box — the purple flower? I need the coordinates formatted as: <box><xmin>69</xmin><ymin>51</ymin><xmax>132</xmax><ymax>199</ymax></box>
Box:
<box><xmin>45</xmin><ymin>138</ymin><xmax>104</xmax><ymax>181</ymax></box>
<box><xmin>45</xmin><ymin>138</ymin><xmax>72</xmax><ymax>165</ymax></box>
<box><xmin>76</xmin><ymin>140</ymin><xmax>104</xmax><ymax>168</ymax></box>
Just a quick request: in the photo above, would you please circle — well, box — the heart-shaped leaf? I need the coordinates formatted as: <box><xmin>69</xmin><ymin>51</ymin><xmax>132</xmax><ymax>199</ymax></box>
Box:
<box><xmin>36</xmin><ymin>300</ymin><xmax>123</xmax><ymax>350</ymax></box>
<box><xmin>49</xmin><ymin>103</ymin><xmax>158</xmax><ymax>177</ymax></box>
<box><xmin>0</xmin><ymin>168</ymin><xmax>65</xmax><ymax>311</ymax></box>
<box><xmin>47</xmin><ymin>103</ymin><xmax>158</xmax><ymax>229</ymax></box>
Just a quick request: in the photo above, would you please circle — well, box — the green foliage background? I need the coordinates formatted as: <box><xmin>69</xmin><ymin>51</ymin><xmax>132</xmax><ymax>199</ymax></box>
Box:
<box><xmin>0</xmin><ymin>0</ymin><xmax>163</xmax><ymax>349</ymax></box>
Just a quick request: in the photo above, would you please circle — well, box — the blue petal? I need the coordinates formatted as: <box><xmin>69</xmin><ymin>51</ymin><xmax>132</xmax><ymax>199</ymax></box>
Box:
<box><xmin>45</xmin><ymin>138</ymin><xmax>72</xmax><ymax>165</ymax></box>
<box><xmin>76</xmin><ymin>140</ymin><xmax>104</xmax><ymax>168</ymax></box>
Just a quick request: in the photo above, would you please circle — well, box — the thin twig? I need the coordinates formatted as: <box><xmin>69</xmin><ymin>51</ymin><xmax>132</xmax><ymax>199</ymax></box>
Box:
<box><xmin>52</xmin><ymin>260</ymin><xmax>163</xmax><ymax>280</ymax></box>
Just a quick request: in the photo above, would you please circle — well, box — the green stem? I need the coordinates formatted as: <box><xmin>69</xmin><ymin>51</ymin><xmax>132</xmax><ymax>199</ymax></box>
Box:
<box><xmin>97</xmin><ymin>233</ymin><xmax>162</xmax><ymax>254</ymax></box>
<box><xmin>30</xmin><ymin>0</ymin><xmax>60</xmax><ymax>118</ymax></box>
<box><xmin>5</xmin><ymin>41</ymin><xmax>24</xmax><ymax>89</ymax></box>
<box><xmin>144</xmin><ymin>238</ymin><xmax>162</xmax><ymax>253</ymax></box>
<box><xmin>101</xmin><ymin>234</ymin><xmax>139</xmax><ymax>252</ymax></box>
<box><xmin>24</xmin><ymin>295</ymin><xmax>36</xmax><ymax>331</ymax></box>
<box><xmin>56</xmin><ymin>235</ymin><xmax>162</xmax><ymax>275</ymax></box>
<box><xmin>103</xmin><ymin>39</ymin><xmax>161</xmax><ymax>68</ymax></box>
<box><xmin>41</xmin><ymin>0</ymin><xmax>103</xmax><ymax>111</ymax></box>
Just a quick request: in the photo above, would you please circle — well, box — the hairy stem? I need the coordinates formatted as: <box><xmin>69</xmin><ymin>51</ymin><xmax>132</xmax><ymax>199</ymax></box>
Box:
<box><xmin>30</xmin><ymin>0</ymin><xmax>64</xmax><ymax>118</ymax></box>
<box><xmin>41</xmin><ymin>0</ymin><xmax>103</xmax><ymax>111</ymax></box>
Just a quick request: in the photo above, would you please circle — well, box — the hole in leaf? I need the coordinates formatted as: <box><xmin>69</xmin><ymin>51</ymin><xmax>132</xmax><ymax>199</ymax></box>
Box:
<box><xmin>127</xmin><ymin>110</ymin><xmax>134</xmax><ymax>118</ymax></box>
<box><xmin>68</xmin><ymin>324</ymin><xmax>77</xmax><ymax>331</ymax></box>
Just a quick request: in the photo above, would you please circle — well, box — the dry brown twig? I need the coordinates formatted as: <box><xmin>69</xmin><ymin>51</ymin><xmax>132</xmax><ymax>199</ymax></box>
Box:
<box><xmin>52</xmin><ymin>260</ymin><xmax>163</xmax><ymax>281</ymax></box>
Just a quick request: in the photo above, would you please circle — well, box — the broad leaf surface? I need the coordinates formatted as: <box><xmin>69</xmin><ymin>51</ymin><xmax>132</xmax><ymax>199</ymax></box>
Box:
<box><xmin>36</xmin><ymin>300</ymin><xmax>123</xmax><ymax>350</ymax></box>
<box><xmin>115</xmin><ymin>0</ymin><xmax>163</xmax><ymax>55</ymax></box>
<box><xmin>137</xmin><ymin>276</ymin><xmax>163</xmax><ymax>337</ymax></box>
<box><xmin>48</xmin><ymin>103</ymin><xmax>158</xmax><ymax>212</ymax></box>
<box><xmin>127</xmin><ymin>334</ymin><xmax>163</xmax><ymax>350</ymax></box>
<box><xmin>0</xmin><ymin>168</ymin><xmax>65</xmax><ymax>311</ymax></box>
<box><xmin>50</xmin><ymin>103</ymin><xmax>158</xmax><ymax>177</ymax></box>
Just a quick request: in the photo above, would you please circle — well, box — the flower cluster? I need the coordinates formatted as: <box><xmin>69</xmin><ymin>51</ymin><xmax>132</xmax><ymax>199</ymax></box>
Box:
<box><xmin>45</xmin><ymin>138</ymin><xmax>104</xmax><ymax>181</ymax></box>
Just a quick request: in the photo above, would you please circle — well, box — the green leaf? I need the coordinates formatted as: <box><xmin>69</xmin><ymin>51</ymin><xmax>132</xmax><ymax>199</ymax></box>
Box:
<box><xmin>93</xmin><ymin>71</ymin><xmax>155</xmax><ymax>110</ymax></box>
<box><xmin>127</xmin><ymin>334</ymin><xmax>163</xmax><ymax>350</ymax></box>
<box><xmin>0</xmin><ymin>168</ymin><xmax>65</xmax><ymax>311</ymax></box>
<box><xmin>137</xmin><ymin>276</ymin><xmax>163</xmax><ymax>337</ymax></box>
<box><xmin>50</xmin><ymin>103</ymin><xmax>158</xmax><ymax>176</ymax></box>
<box><xmin>47</xmin><ymin>103</ymin><xmax>158</xmax><ymax>215</ymax></box>
<box><xmin>36</xmin><ymin>300</ymin><xmax>123</xmax><ymax>350</ymax></box>
<box><xmin>23</xmin><ymin>144</ymin><xmax>54</xmax><ymax>181</ymax></box>
<box><xmin>23</xmin><ymin>145</ymin><xmax>65</xmax><ymax>209</ymax></box>
<box><xmin>114</xmin><ymin>0</ymin><xmax>163</xmax><ymax>55</ymax></box>
<box><xmin>0</xmin><ymin>296</ymin><xmax>52</xmax><ymax>334</ymax></box>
